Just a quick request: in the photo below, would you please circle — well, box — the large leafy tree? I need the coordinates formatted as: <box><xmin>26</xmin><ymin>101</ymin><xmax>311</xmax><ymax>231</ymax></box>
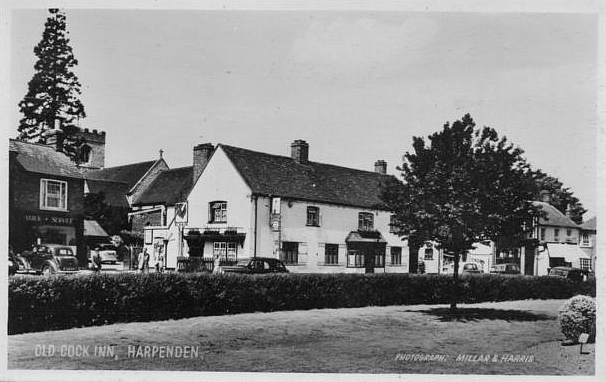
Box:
<box><xmin>381</xmin><ymin>114</ymin><xmax>542</xmax><ymax>311</ymax></box>
<box><xmin>17</xmin><ymin>8</ymin><xmax>86</xmax><ymax>160</ymax></box>
<box><xmin>529</xmin><ymin>170</ymin><xmax>586</xmax><ymax>224</ymax></box>
<box><xmin>83</xmin><ymin>192</ymin><xmax>131</xmax><ymax>236</ymax></box>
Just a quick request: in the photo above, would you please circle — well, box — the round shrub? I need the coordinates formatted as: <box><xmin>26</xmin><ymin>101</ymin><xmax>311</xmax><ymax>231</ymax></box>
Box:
<box><xmin>558</xmin><ymin>295</ymin><xmax>596</xmax><ymax>343</ymax></box>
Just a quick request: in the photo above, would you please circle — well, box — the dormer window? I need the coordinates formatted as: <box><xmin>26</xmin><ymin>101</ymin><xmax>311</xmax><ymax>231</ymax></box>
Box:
<box><xmin>358</xmin><ymin>212</ymin><xmax>374</xmax><ymax>231</ymax></box>
<box><xmin>209</xmin><ymin>201</ymin><xmax>227</xmax><ymax>223</ymax></box>
<box><xmin>78</xmin><ymin>144</ymin><xmax>92</xmax><ymax>164</ymax></box>
<box><xmin>306</xmin><ymin>206</ymin><xmax>320</xmax><ymax>227</ymax></box>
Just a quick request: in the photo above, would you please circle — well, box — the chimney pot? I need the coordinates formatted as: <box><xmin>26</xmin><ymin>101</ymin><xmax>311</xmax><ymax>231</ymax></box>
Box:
<box><xmin>374</xmin><ymin>160</ymin><xmax>387</xmax><ymax>174</ymax></box>
<box><xmin>291</xmin><ymin>139</ymin><xmax>309</xmax><ymax>164</ymax></box>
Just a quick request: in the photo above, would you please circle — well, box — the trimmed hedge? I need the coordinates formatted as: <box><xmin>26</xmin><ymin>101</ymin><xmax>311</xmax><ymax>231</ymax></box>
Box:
<box><xmin>8</xmin><ymin>272</ymin><xmax>595</xmax><ymax>334</ymax></box>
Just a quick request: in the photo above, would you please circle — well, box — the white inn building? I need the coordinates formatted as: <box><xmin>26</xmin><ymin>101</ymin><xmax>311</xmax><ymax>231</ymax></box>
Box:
<box><xmin>181</xmin><ymin>140</ymin><xmax>409</xmax><ymax>273</ymax></box>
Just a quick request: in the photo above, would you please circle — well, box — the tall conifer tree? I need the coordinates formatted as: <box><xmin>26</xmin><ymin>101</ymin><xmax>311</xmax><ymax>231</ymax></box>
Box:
<box><xmin>18</xmin><ymin>8</ymin><xmax>85</xmax><ymax>160</ymax></box>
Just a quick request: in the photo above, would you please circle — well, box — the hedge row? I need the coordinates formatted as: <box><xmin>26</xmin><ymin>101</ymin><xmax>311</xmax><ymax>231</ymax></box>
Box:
<box><xmin>8</xmin><ymin>272</ymin><xmax>595</xmax><ymax>334</ymax></box>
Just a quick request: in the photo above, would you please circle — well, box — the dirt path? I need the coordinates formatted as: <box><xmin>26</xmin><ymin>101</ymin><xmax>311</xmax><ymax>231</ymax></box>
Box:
<box><xmin>8</xmin><ymin>299</ymin><xmax>594</xmax><ymax>374</ymax></box>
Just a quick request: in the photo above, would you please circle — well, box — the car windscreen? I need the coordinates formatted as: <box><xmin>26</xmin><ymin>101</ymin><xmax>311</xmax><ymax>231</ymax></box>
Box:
<box><xmin>56</xmin><ymin>248</ymin><xmax>74</xmax><ymax>256</ymax></box>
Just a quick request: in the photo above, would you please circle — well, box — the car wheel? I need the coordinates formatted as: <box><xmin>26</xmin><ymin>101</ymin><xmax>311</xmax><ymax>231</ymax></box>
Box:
<box><xmin>42</xmin><ymin>265</ymin><xmax>56</xmax><ymax>275</ymax></box>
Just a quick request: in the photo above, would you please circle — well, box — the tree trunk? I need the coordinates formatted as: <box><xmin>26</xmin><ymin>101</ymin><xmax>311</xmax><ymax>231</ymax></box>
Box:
<box><xmin>408</xmin><ymin>242</ymin><xmax>420</xmax><ymax>274</ymax></box>
<box><xmin>450</xmin><ymin>251</ymin><xmax>460</xmax><ymax>313</ymax></box>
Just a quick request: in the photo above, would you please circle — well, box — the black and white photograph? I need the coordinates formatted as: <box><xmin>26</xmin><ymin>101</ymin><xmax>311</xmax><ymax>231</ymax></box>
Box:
<box><xmin>1</xmin><ymin>0</ymin><xmax>603</xmax><ymax>380</ymax></box>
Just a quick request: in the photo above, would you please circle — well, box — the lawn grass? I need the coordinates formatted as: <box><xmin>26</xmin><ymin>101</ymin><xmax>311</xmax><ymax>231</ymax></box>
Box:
<box><xmin>7</xmin><ymin>299</ymin><xmax>594</xmax><ymax>374</ymax></box>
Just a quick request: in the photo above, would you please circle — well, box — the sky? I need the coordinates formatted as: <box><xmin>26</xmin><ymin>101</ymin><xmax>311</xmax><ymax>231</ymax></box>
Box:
<box><xmin>5</xmin><ymin>8</ymin><xmax>598</xmax><ymax>218</ymax></box>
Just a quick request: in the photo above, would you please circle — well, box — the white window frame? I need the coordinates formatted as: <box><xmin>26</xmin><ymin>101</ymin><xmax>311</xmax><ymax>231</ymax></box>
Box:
<box><xmin>209</xmin><ymin>201</ymin><xmax>227</xmax><ymax>223</ymax></box>
<box><xmin>581</xmin><ymin>233</ymin><xmax>591</xmax><ymax>247</ymax></box>
<box><xmin>40</xmin><ymin>179</ymin><xmax>68</xmax><ymax>211</ymax></box>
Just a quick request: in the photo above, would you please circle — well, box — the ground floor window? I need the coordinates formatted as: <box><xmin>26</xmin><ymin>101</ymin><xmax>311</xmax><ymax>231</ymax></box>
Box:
<box><xmin>579</xmin><ymin>258</ymin><xmax>592</xmax><ymax>270</ymax></box>
<box><xmin>213</xmin><ymin>242</ymin><xmax>238</xmax><ymax>260</ymax></box>
<box><xmin>424</xmin><ymin>248</ymin><xmax>434</xmax><ymax>260</ymax></box>
<box><xmin>325</xmin><ymin>243</ymin><xmax>339</xmax><ymax>265</ymax></box>
<box><xmin>374</xmin><ymin>252</ymin><xmax>384</xmax><ymax>267</ymax></box>
<box><xmin>347</xmin><ymin>250</ymin><xmax>364</xmax><ymax>268</ymax></box>
<box><xmin>281</xmin><ymin>241</ymin><xmax>299</xmax><ymax>264</ymax></box>
<box><xmin>390</xmin><ymin>246</ymin><xmax>402</xmax><ymax>265</ymax></box>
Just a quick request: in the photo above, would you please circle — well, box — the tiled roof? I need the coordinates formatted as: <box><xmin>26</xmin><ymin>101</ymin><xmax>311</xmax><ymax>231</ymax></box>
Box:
<box><xmin>86</xmin><ymin>179</ymin><xmax>131</xmax><ymax>208</ymax></box>
<box><xmin>533</xmin><ymin>201</ymin><xmax>579</xmax><ymax>229</ymax></box>
<box><xmin>221</xmin><ymin>144</ymin><xmax>393</xmax><ymax>209</ymax></box>
<box><xmin>581</xmin><ymin>216</ymin><xmax>596</xmax><ymax>231</ymax></box>
<box><xmin>133</xmin><ymin>166</ymin><xmax>194</xmax><ymax>206</ymax></box>
<box><xmin>9</xmin><ymin>139</ymin><xmax>82</xmax><ymax>178</ymax></box>
<box><xmin>85</xmin><ymin>160</ymin><xmax>158</xmax><ymax>189</ymax></box>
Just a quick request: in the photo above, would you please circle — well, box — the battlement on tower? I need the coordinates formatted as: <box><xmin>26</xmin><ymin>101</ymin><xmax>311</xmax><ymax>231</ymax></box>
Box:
<box><xmin>77</xmin><ymin>127</ymin><xmax>106</xmax><ymax>144</ymax></box>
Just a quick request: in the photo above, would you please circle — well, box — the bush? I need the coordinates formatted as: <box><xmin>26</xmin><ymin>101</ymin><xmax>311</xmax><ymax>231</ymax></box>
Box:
<box><xmin>8</xmin><ymin>273</ymin><xmax>595</xmax><ymax>334</ymax></box>
<box><xmin>558</xmin><ymin>295</ymin><xmax>596</xmax><ymax>343</ymax></box>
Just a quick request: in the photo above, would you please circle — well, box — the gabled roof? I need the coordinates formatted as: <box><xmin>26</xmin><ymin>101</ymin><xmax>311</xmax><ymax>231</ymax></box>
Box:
<box><xmin>9</xmin><ymin>139</ymin><xmax>82</xmax><ymax>178</ymax></box>
<box><xmin>533</xmin><ymin>201</ymin><xmax>579</xmax><ymax>229</ymax></box>
<box><xmin>133</xmin><ymin>166</ymin><xmax>194</xmax><ymax>206</ymax></box>
<box><xmin>85</xmin><ymin>160</ymin><xmax>158</xmax><ymax>189</ymax></box>
<box><xmin>86</xmin><ymin>179</ymin><xmax>131</xmax><ymax>208</ymax></box>
<box><xmin>220</xmin><ymin>144</ymin><xmax>393</xmax><ymax>209</ymax></box>
<box><xmin>581</xmin><ymin>216</ymin><xmax>596</xmax><ymax>231</ymax></box>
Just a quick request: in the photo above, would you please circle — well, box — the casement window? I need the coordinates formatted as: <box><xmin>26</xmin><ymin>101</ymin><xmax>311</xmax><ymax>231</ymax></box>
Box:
<box><xmin>40</xmin><ymin>179</ymin><xmax>68</xmax><ymax>211</ymax></box>
<box><xmin>554</xmin><ymin>228</ymin><xmax>560</xmax><ymax>242</ymax></box>
<box><xmin>347</xmin><ymin>250</ymin><xmax>364</xmax><ymax>268</ymax></box>
<box><xmin>78</xmin><ymin>144</ymin><xmax>92</xmax><ymax>164</ymax></box>
<box><xmin>209</xmin><ymin>201</ymin><xmax>227</xmax><ymax>223</ymax></box>
<box><xmin>424</xmin><ymin>248</ymin><xmax>434</xmax><ymax>260</ymax></box>
<box><xmin>566</xmin><ymin>229</ymin><xmax>572</xmax><ymax>237</ymax></box>
<box><xmin>540</xmin><ymin>228</ymin><xmax>546</xmax><ymax>241</ymax></box>
<box><xmin>281</xmin><ymin>242</ymin><xmax>298</xmax><ymax>265</ymax></box>
<box><xmin>579</xmin><ymin>258</ymin><xmax>592</xmax><ymax>271</ymax></box>
<box><xmin>390</xmin><ymin>246</ymin><xmax>402</xmax><ymax>265</ymax></box>
<box><xmin>213</xmin><ymin>242</ymin><xmax>238</xmax><ymax>260</ymax></box>
<box><xmin>306</xmin><ymin>206</ymin><xmax>320</xmax><ymax>227</ymax></box>
<box><xmin>324</xmin><ymin>243</ymin><xmax>339</xmax><ymax>265</ymax></box>
<box><xmin>581</xmin><ymin>233</ymin><xmax>590</xmax><ymax>247</ymax></box>
<box><xmin>374</xmin><ymin>253</ymin><xmax>385</xmax><ymax>267</ymax></box>
<box><xmin>358</xmin><ymin>212</ymin><xmax>374</xmax><ymax>231</ymax></box>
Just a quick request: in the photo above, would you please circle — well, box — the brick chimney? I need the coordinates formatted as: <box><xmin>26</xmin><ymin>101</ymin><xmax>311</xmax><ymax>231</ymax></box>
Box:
<box><xmin>540</xmin><ymin>190</ymin><xmax>551</xmax><ymax>204</ymax></box>
<box><xmin>193</xmin><ymin>143</ymin><xmax>214</xmax><ymax>181</ymax></box>
<box><xmin>43</xmin><ymin>128</ymin><xmax>64</xmax><ymax>152</ymax></box>
<box><xmin>374</xmin><ymin>160</ymin><xmax>387</xmax><ymax>174</ymax></box>
<box><xmin>291</xmin><ymin>140</ymin><xmax>309</xmax><ymax>164</ymax></box>
<box><xmin>565</xmin><ymin>204</ymin><xmax>572</xmax><ymax>218</ymax></box>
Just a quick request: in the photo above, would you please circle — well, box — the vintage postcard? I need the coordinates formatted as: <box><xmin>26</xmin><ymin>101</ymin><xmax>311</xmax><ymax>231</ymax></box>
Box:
<box><xmin>1</xmin><ymin>0</ymin><xmax>603</xmax><ymax>381</ymax></box>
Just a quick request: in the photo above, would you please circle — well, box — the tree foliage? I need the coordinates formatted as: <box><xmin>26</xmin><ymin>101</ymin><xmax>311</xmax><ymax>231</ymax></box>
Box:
<box><xmin>381</xmin><ymin>114</ymin><xmax>543</xmax><ymax>310</ymax></box>
<box><xmin>17</xmin><ymin>8</ymin><xmax>86</xmax><ymax>160</ymax></box>
<box><xmin>528</xmin><ymin>170</ymin><xmax>586</xmax><ymax>224</ymax></box>
<box><xmin>83</xmin><ymin>192</ymin><xmax>130</xmax><ymax>236</ymax></box>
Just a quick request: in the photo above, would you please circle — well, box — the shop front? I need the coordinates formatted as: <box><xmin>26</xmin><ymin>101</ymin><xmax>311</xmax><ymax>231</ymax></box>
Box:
<box><xmin>10</xmin><ymin>209</ymin><xmax>84</xmax><ymax>264</ymax></box>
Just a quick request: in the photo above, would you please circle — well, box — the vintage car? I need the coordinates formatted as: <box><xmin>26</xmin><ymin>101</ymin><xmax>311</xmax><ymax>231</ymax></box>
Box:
<box><xmin>88</xmin><ymin>244</ymin><xmax>122</xmax><ymax>271</ymax></box>
<box><xmin>489</xmin><ymin>263</ymin><xmax>521</xmax><ymax>275</ymax></box>
<box><xmin>444</xmin><ymin>261</ymin><xmax>482</xmax><ymax>274</ymax></box>
<box><xmin>17</xmin><ymin>244</ymin><xmax>79</xmax><ymax>275</ymax></box>
<box><xmin>217</xmin><ymin>257</ymin><xmax>290</xmax><ymax>274</ymax></box>
<box><xmin>548</xmin><ymin>266</ymin><xmax>591</xmax><ymax>282</ymax></box>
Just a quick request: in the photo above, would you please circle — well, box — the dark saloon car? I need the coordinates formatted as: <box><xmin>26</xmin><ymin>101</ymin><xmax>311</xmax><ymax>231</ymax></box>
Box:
<box><xmin>218</xmin><ymin>257</ymin><xmax>290</xmax><ymax>274</ymax></box>
<box><xmin>548</xmin><ymin>266</ymin><xmax>590</xmax><ymax>282</ymax></box>
<box><xmin>490</xmin><ymin>263</ymin><xmax>521</xmax><ymax>275</ymax></box>
<box><xmin>17</xmin><ymin>244</ymin><xmax>79</xmax><ymax>275</ymax></box>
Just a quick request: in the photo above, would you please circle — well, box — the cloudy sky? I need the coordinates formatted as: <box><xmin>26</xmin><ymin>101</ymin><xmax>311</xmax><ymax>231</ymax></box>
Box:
<box><xmin>6</xmin><ymin>7</ymin><xmax>598</xmax><ymax>217</ymax></box>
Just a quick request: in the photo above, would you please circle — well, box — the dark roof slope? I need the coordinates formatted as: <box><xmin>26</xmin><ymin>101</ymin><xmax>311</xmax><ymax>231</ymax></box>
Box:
<box><xmin>221</xmin><ymin>144</ymin><xmax>393</xmax><ymax>209</ymax></box>
<box><xmin>533</xmin><ymin>201</ymin><xmax>579</xmax><ymax>229</ymax></box>
<box><xmin>86</xmin><ymin>179</ymin><xmax>131</xmax><ymax>208</ymax></box>
<box><xmin>133</xmin><ymin>166</ymin><xmax>194</xmax><ymax>206</ymax></box>
<box><xmin>85</xmin><ymin>160</ymin><xmax>157</xmax><ymax>189</ymax></box>
<box><xmin>581</xmin><ymin>216</ymin><xmax>596</xmax><ymax>231</ymax></box>
<box><xmin>9</xmin><ymin>139</ymin><xmax>82</xmax><ymax>178</ymax></box>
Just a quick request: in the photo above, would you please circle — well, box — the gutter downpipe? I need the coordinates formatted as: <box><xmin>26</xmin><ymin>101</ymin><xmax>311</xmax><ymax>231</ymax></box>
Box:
<box><xmin>253</xmin><ymin>194</ymin><xmax>258</xmax><ymax>259</ymax></box>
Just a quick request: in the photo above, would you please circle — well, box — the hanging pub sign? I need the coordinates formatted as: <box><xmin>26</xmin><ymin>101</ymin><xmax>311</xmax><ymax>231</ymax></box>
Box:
<box><xmin>270</xmin><ymin>197</ymin><xmax>281</xmax><ymax>231</ymax></box>
<box><xmin>175</xmin><ymin>202</ymin><xmax>188</xmax><ymax>224</ymax></box>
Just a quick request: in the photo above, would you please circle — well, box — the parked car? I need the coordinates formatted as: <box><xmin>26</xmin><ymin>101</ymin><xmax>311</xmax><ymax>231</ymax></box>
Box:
<box><xmin>489</xmin><ymin>263</ymin><xmax>521</xmax><ymax>275</ymax></box>
<box><xmin>444</xmin><ymin>261</ymin><xmax>482</xmax><ymax>274</ymax></box>
<box><xmin>8</xmin><ymin>245</ymin><xmax>19</xmax><ymax>276</ymax></box>
<box><xmin>88</xmin><ymin>244</ymin><xmax>122</xmax><ymax>271</ymax></box>
<box><xmin>548</xmin><ymin>266</ymin><xmax>590</xmax><ymax>282</ymax></box>
<box><xmin>218</xmin><ymin>257</ymin><xmax>290</xmax><ymax>274</ymax></box>
<box><xmin>17</xmin><ymin>244</ymin><xmax>79</xmax><ymax>275</ymax></box>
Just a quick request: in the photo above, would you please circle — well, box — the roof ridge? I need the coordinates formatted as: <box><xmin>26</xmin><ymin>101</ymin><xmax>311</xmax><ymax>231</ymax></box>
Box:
<box><xmin>219</xmin><ymin>143</ymin><xmax>390</xmax><ymax>176</ymax></box>
<box><xmin>93</xmin><ymin>159</ymin><xmax>157</xmax><ymax>171</ymax></box>
<box><xmin>10</xmin><ymin>138</ymin><xmax>61</xmax><ymax>150</ymax></box>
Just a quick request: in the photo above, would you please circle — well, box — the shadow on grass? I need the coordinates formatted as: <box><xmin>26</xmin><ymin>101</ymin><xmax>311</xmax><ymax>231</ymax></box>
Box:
<box><xmin>408</xmin><ymin>308</ymin><xmax>555</xmax><ymax>322</ymax></box>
